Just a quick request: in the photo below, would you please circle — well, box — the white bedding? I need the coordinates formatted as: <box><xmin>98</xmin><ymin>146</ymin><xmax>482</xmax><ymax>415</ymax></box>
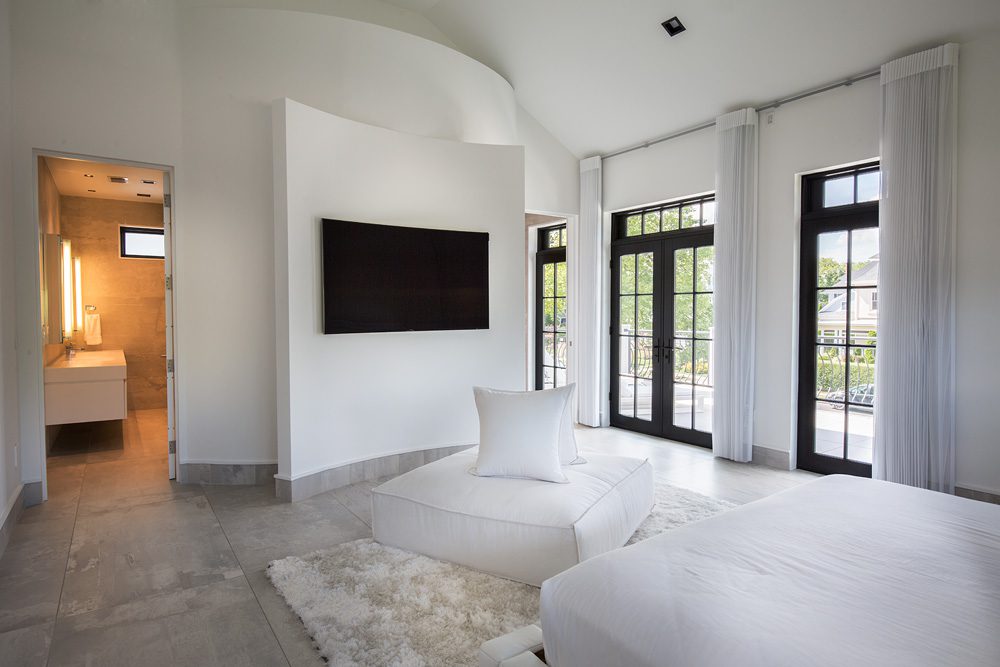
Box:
<box><xmin>540</xmin><ymin>475</ymin><xmax>1000</xmax><ymax>667</ymax></box>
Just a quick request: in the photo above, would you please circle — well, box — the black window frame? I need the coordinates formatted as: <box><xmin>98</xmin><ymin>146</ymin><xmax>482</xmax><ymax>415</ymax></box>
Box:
<box><xmin>535</xmin><ymin>224</ymin><xmax>568</xmax><ymax>390</ymax></box>
<box><xmin>613</xmin><ymin>194</ymin><xmax>715</xmax><ymax>242</ymax></box>
<box><xmin>609</xmin><ymin>193</ymin><xmax>715</xmax><ymax>448</ymax></box>
<box><xmin>797</xmin><ymin>162</ymin><xmax>880</xmax><ymax>477</ymax></box>
<box><xmin>119</xmin><ymin>225</ymin><xmax>165</xmax><ymax>259</ymax></box>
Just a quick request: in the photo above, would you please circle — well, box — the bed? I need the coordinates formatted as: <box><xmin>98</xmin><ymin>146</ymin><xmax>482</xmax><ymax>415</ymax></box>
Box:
<box><xmin>539</xmin><ymin>475</ymin><xmax>1000</xmax><ymax>667</ymax></box>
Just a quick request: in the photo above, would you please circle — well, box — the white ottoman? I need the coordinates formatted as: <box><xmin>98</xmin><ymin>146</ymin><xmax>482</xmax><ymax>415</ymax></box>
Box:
<box><xmin>371</xmin><ymin>448</ymin><xmax>654</xmax><ymax>586</ymax></box>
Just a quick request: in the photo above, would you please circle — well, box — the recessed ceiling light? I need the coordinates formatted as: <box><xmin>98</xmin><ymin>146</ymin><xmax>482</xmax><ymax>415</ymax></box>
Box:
<box><xmin>661</xmin><ymin>16</ymin><xmax>685</xmax><ymax>36</ymax></box>
<box><xmin>83</xmin><ymin>173</ymin><xmax>95</xmax><ymax>178</ymax></box>
<box><xmin>109</xmin><ymin>176</ymin><xmax>128</xmax><ymax>184</ymax></box>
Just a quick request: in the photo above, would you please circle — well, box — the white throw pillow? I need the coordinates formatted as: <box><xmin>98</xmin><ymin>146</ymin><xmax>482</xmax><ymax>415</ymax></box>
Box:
<box><xmin>556</xmin><ymin>384</ymin><xmax>586</xmax><ymax>465</ymax></box>
<box><xmin>471</xmin><ymin>385</ymin><xmax>571</xmax><ymax>483</ymax></box>
<box><xmin>476</xmin><ymin>384</ymin><xmax>584</xmax><ymax>465</ymax></box>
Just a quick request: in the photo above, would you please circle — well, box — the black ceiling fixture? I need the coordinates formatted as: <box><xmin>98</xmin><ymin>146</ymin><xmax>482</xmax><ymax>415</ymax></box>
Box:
<box><xmin>661</xmin><ymin>16</ymin><xmax>685</xmax><ymax>36</ymax></box>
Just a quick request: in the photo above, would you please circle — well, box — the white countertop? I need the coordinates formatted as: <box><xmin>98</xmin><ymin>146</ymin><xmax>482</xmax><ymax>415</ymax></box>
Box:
<box><xmin>45</xmin><ymin>350</ymin><xmax>127</xmax><ymax>383</ymax></box>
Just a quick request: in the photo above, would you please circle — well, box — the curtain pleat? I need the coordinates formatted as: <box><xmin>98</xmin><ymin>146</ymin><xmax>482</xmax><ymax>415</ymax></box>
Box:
<box><xmin>577</xmin><ymin>157</ymin><xmax>603</xmax><ymax>426</ymax></box>
<box><xmin>712</xmin><ymin>109</ymin><xmax>758</xmax><ymax>462</ymax></box>
<box><xmin>874</xmin><ymin>44</ymin><xmax>958</xmax><ymax>493</ymax></box>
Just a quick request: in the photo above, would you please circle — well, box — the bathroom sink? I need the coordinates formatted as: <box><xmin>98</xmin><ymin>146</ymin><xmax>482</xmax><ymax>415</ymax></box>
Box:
<box><xmin>45</xmin><ymin>350</ymin><xmax>127</xmax><ymax>383</ymax></box>
<box><xmin>44</xmin><ymin>350</ymin><xmax>128</xmax><ymax>425</ymax></box>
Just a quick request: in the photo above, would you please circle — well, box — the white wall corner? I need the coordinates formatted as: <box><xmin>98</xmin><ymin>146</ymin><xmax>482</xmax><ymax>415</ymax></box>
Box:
<box><xmin>272</xmin><ymin>98</ymin><xmax>292</xmax><ymax>479</ymax></box>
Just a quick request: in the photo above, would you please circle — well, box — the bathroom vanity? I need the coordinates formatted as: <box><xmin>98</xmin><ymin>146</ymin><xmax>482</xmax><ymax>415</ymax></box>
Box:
<box><xmin>44</xmin><ymin>350</ymin><xmax>127</xmax><ymax>425</ymax></box>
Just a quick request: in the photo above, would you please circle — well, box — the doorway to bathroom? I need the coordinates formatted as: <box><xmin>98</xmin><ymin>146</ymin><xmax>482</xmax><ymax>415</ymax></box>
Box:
<box><xmin>35</xmin><ymin>152</ymin><xmax>178</xmax><ymax>482</ymax></box>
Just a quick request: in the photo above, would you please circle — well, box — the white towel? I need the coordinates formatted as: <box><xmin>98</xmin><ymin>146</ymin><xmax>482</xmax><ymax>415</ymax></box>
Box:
<box><xmin>84</xmin><ymin>312</ymin><xmax>102</xmax><ymax>346</ymax></box>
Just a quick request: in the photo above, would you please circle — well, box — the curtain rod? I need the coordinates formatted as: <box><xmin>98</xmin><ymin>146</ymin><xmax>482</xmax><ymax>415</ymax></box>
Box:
<box><xmin>600</xmin><ymin>68</ymin><xmax>881</xmax><ymax>160</ymax></box>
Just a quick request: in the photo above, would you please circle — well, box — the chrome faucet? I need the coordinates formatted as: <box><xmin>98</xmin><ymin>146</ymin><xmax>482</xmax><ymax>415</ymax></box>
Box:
<box><xmin>64</xmin><ymin>339</ymin><xmax>78</xmax><ymax>359</ymax></box>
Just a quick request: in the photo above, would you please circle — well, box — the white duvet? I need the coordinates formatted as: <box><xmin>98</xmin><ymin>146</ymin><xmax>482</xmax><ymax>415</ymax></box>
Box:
<box><xmin>540</xmin><ymin>475</ymin><xmax>1000</xmax><ymax>667</ymax></box>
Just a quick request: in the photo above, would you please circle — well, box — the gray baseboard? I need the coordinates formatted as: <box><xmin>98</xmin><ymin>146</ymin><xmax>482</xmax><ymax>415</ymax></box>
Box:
<box><xmin>752</xmin><ymin>445</ymin><xmax>791</xmax><ymax>470</ymax></box>
<box><xmin>276</xmin><ymin>444</ymin><xmax>475</xmax><ymax>502</ymax></box>
<box><xmin>0</xmin><ymin>485</ymin><xmax>26</xmax><ymax>560</ymax></box>
<box><xmin>178</xmin><ymin>463</ymin><xmax>278</xmax><ymax>486</ymax></box>
<box><xmin>956</xmin><ymin>486</ymin><xmax>1000</xmax><ymax>505</ymax></box>
<box><xmin>22</xmin><ymin>481</ymin><xmax>43</xmax><ymax>507</ymax></box>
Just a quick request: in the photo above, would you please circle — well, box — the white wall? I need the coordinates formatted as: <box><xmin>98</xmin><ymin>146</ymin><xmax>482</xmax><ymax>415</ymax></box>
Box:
<box><xmin>11</xmin><ymin>0</ymin><xmax>184</xmax><ymax>490</ymax></box>
<box><xmin>603</xmin><ymin>129</ymin><xmax>717</xmax><ymax>214</ymax></box>
<box><xmin>754</xmin><ymin>80</ymin><xmax>879</xmax><ymax>463</ymax></box>
<box><xmin>518</xmin><ymin>105</ymin><xmax>579</xmax><ymax>216</ymax></box>
<box><xmin>0</xmin><ymin>0</ymin><xmax>21</xmax><ymax>524</ymax></box>
<box><xmin>954</xmin><ymin>28</ymin><xmax>1000</xmax><ymax>495</ymax></box>
<box><xmin>601</xmin><ymin>33</ymin><xmax>1000</xmax><ymax>494</ymax></box>
<box><xmin>275</xmin><ymin>99</ymin><xmax>525</xmax><ymax>479</ymax></box>
<box><xmin>9</xmin><ymin>2</ymin><xmax>571</xmax><ymax>486</ymax></box>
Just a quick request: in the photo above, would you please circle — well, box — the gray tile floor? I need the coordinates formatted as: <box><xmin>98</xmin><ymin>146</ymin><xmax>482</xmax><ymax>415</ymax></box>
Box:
<box><xmin>0</xmin><ymin>411</ymin><xmax>817</xmax><ymax>666</ymax></box>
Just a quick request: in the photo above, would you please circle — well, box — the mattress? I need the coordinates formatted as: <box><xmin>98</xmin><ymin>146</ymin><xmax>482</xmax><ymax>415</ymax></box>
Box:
<box><xmin>372</xmin><ymin>448</ymin><xmax>654</xmax><ymax>586</ymax></box>
<box><xmin>540</xmin><ymin>475</ymin><xmax>1000</xmax><ymax>667</ymax></box>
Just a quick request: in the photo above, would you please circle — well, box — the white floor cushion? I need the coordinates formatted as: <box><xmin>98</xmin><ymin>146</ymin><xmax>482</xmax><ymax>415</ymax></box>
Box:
<box><xmin>372</xmin><ymin>448</ymin><xmax>654</xmax><ymax>586</ymax></box>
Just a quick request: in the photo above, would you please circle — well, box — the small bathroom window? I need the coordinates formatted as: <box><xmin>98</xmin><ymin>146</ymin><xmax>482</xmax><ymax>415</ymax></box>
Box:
<box><xmin>120</xmin><ymin>226</ymin><xmax>165</xmax><ymax>259</ymax></box>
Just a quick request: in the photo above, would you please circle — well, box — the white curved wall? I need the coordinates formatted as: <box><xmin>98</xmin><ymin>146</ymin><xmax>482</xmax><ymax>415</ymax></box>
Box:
<box><xmin>275</xmin><ymin>99</ymin><xmax>525</xmax><ymax>480</ymax></box>
<box><xmin>9</xmin><ymin>2</ymin><xmax>537</xmax><ymax>487</ymax></box>
<box><xmin>181</xmin><ymin>8</ymin><xmax>517</xmax><ymax>146</ymax></box>
<box><xmin>175</xmin><ymin>8</ymin><xmax>516</xmax><ymax>467</ymax></box>
<box><xmin>189</xmin><ymin>0</ymin><xmax>457</xmax><ymax>48</ymax></box>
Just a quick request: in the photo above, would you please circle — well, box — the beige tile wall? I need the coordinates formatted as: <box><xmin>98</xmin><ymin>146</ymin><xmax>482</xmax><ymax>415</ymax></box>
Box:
<box><xmin>60</xmin><ymin>196</ymin><xmax>167</xmax><ymax>410</ymax></box>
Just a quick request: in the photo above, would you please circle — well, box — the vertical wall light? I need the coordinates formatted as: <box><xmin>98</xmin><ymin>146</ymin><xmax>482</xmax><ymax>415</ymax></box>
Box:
<box><xmin>74</xmin><ymin>257</ymin><xmax>83</xmax><ymax>332</ymax></box>
<box><xmin>62</xmin><ymin>239</ymin><xmax>73</xmax><ymax>339</ymax></box>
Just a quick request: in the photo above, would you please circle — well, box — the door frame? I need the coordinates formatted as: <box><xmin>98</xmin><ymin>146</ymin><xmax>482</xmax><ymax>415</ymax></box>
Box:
<box><xmin>608</xmin><ymin>194</ymin><xmax>716</xmax><ymax>447</ymax></box>
<box><xmin>609</xmin><ymin>230</ymin><xmax>714</xmax><ymax>445</ymax></box>
<box><xmin>796</xmin><ymin>162</ymin><xmax>879</xmax><ymax>477</ymax></box>
<box><xmin>30</xmin><ymin>149</ymin><xmax>180</xmax><ymax>489</ymax></box>
<box><xmin>659</xmin><ymin>231</ymin><xmax>714</xmax><ymax>448</ymax></box>
<box><xmin>534</xmin><ymin>224</ymin><xmax>567</xmax><ymax>390</ymax></box>
<box><xmin>526</xmin><ymin>211</ymin><xmax>579</xmax><ymax>394</ymax></box>
<box><xmin>609</xmin><ymin>237</ymin><xmax>663</xmax><ymax>436</ymax></box>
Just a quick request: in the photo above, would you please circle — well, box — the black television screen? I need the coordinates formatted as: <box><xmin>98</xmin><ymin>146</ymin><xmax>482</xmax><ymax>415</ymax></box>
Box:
<box><xmin>322</xmin><ymin>219</ymin><xmax>489</xmax><ymax>334</ymax></box>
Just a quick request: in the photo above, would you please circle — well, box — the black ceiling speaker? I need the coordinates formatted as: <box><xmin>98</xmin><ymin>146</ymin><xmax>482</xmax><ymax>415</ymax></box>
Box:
<box><xmin>661</xmin><ymin>16</ymin><xmax>685</xmax><ymax>36</ymax></box>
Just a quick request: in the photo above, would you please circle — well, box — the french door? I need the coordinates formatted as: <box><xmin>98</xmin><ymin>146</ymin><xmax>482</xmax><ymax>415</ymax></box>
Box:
<box><xmin>797</xmin><ymin>164</ymin><xmax>879</xmax><ymax>476</ymax></box>
<box><xmin>535</xmin><ymin>225</ymin><xmax>568</xmax><ymax>389</ymax></box>
<box><xmin>610</xmin><ymin>208</ymin><xmax>715</xmax><ymax>447</ymax></box>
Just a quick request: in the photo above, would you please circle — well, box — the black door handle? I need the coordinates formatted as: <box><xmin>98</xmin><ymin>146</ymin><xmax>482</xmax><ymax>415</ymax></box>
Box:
<box><xmin>653</xmin><ymin>339</ymin><xmax>673</xmax><ymax>363</ymax></box>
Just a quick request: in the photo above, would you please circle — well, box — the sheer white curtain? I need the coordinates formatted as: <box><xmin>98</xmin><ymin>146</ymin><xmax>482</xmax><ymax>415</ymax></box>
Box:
<box><xmin>874</xmin><ymin>44</ymin><xmax>959</xmax><ymax>493</ymax></box>
<box><xmin>712</xmin><ymin>109</ymin><xmax>758</xmax><ymax>462</ymax></box>
<box><xmin>576</xmin><ymin>156</ymin><xmax>603</xmax><ymax>426</ymax></box>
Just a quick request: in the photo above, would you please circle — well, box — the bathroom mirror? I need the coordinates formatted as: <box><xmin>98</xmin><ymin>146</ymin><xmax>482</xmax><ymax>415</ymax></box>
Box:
<box><xmin>41</xmin><ymin>233</ymin><xmax>64</xmax><ymax>344</ymax></box>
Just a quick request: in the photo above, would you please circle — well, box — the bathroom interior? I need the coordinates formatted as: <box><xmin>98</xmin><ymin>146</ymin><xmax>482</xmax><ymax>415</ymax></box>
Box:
<box><xmin>38</xmin><ymin>155</ymin><xmax>171</xmax><ymax>476</ymax></box>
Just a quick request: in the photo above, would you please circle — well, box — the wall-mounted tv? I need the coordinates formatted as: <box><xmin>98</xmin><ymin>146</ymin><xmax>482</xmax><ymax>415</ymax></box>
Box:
<box><xmin>322</xmin><ymin>219</ymin><xmax>489</xmax><ymax>334</ymax></box>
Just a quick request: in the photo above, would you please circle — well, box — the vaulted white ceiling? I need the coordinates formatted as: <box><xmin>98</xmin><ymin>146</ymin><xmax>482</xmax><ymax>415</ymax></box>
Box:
<box><xmin>391</xmin><ymin>0</ymin><xmax>1000</xmax><ymax>157</ymax></box>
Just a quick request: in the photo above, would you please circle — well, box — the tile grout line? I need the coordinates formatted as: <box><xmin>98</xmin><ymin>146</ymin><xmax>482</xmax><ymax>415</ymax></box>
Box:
<box><xmin>334</xmin><ymin>491</ymin><xmax>373</xmax><ymax>529</ymax></box>
<box><xmin>201</xmin><ymin>485</ymin><xmax>293</xmax><ymax>667</ymax></box>
<box><xmin>44</xmin><ymin>460</ymin><xmax>89</xmax><ymax>667</ymax></box>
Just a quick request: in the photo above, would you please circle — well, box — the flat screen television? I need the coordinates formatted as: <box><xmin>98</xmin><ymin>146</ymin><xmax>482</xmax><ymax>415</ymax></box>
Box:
<box><xmin>322</xmin><ymin>219</ymin><xmax>489</xmax><ymax>334</ymax></box>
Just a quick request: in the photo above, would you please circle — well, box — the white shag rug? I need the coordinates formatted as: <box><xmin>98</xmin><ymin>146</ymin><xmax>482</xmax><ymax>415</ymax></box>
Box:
<box><xmin>267</xmin><ymin>483</ymin><xmax>735</xmax><ymax>667</ymax></box>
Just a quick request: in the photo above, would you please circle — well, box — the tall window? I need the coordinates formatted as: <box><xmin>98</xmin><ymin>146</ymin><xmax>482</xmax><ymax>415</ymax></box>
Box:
<box><xmin>536</xmin><ymin>225</ymin><xmax>567</xmax><ymax>389</ymax></box>
<box><xmin>798</xmin><ymin>163</ymin><xmax>879</xmax><ymax>476</ymax></box>
<box><xmin>610</xmin><ymin>195</ymin><xmax>715</xmax><ymax>447</ymax></box>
